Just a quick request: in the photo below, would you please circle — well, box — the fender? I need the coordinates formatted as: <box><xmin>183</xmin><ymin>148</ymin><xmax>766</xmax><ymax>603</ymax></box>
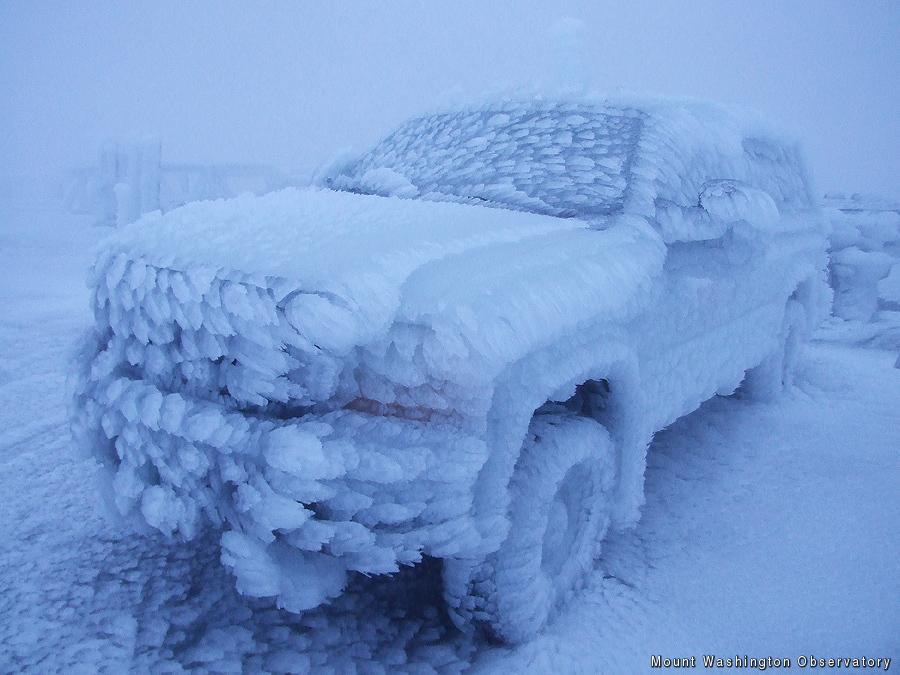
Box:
<box><xmin>467</xmin><ymin>329</ymin><xmax>648</xmax><ymax>556</ymax></box>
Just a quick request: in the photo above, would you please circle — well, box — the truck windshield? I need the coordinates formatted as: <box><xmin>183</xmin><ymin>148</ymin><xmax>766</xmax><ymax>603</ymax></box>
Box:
<box><xmin>331</xmin><ymin>103</ymin><xmax>644</xmax><ymax>219</ymax></box>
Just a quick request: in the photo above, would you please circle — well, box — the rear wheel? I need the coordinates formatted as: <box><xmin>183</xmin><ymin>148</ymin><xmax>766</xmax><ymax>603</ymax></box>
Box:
<box><xmin>443</xmin><ymin>414</ymin><xmax>615</xmax><ymax>644</ymax></box>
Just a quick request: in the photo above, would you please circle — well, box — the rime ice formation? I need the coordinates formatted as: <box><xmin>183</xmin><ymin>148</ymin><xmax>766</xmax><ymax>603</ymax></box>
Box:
<box><xmin>326</xmin><ymin>96</ymin><xmax>812</xmax><ymax>239</ymax></box>
<box><xmin>71</xmin><ymin>95</ymin><xmax>829</xmax><ymax>640</ymax></box>
<box><xmin>825</xmin><ymin>193</ymin><xmax>900</xmax><ymax>322</ymax></box>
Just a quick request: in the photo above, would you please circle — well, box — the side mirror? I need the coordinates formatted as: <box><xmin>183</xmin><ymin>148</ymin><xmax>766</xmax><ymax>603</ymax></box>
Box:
<box><xmin>699</xmin><ymin>179</ymin><xmax>779</xmax><ymax>229</ymax></box>
<box><xmin>654</xmin><ymin>179</ymin><xmax>780</xmax><ymax>243</ymax></box>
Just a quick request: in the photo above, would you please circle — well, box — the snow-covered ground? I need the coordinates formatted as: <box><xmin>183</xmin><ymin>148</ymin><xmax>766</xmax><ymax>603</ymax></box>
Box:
<box><xmin>1</xmin><ymin>194</ymin><xmax>897</xmax><ymax>673</ymax></box>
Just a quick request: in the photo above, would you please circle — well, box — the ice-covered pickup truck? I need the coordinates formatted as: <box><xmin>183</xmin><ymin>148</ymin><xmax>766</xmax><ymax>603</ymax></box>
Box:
<box><xmin>72</xmin><ymin>95</ymin><xmax>828</xmax><ymax>643</ymax></box>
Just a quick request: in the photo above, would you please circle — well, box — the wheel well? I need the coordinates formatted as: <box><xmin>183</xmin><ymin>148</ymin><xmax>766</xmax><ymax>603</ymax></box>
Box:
<box><xmin>470</xmin><ymin>344</ymin><xmax>644</xmax><ymax>555</ymax></box>
<box><xmin>533</xmin><ymin>378</ymin><xmax>614</xmax><ymax>427</ymax></box>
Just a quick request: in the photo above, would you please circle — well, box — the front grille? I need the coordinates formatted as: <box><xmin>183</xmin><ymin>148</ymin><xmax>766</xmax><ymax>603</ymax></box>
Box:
<box><xmin>90</xmin><ymin>256</ymin><xmax>331</xmax><ymax>415</ymax></box>
<box><xmin>72</xmin><ymin>251</ymin><xmax>491</xmax><ymax>612</ymax></box>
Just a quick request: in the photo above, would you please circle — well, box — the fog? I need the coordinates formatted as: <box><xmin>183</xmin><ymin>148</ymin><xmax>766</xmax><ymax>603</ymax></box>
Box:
<box><xmin>2</xmin><ymin>1</ymin><xmax>898</xmax><ymax>195</ymax></box>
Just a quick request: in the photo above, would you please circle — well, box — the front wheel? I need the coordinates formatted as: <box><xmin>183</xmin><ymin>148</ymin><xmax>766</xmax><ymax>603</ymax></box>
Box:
<box><xmin>443</xmin><ymin>414</ymin><xmax>615</xmax><ymax>644</ymax></box>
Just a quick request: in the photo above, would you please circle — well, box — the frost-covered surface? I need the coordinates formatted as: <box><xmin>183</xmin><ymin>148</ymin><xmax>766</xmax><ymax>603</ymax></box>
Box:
<box><xmin>1</xmin><ymin>200</ymin><xmax>897</xmax><ymax>672</ymax></box>
<box><xmin>70</xmin><ymin>188</ymin><xmax>595</xmax><ymax>609</ymax></box>
<box><xmin>326</xmin><ymin>95</ymin><xmax>814</xmax><ymax>241</ymax></box>
<box><xmin>822</xmin><ymin>193</ymin><xmax>900</xmax><ymax>350</ymax></box>
<box><xmin>70</xmin><ymin>96</ymin><xmax>829</xmax><ymax>620</ymax></box>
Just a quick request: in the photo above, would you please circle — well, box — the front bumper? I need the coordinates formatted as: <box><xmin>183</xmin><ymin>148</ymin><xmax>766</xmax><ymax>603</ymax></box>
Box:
<box><xmin>71</xmin><ymin>329</ymin><xmax>488</xmax><ymax>612</ymax></box>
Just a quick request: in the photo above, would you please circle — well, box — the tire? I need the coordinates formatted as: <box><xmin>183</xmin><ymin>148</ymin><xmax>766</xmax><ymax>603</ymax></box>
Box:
<box><xmin>742</xmin><ymin>299</ymin><xmax>807</xmax><ymax>401</ymax></box>
<box><xmin>443</xmin><ymin>413</ymin><xmax>616</xmax><ymax>644</ymax></box>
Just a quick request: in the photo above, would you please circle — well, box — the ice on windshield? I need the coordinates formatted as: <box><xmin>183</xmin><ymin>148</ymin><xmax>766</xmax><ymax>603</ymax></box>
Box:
<box><xmin>330</xmin><ymin>103</ymin><xmax>645</xmax><ymax>219</ymax></box>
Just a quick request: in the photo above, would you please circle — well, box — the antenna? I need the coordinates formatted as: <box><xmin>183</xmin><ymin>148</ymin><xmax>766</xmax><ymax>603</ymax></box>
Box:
<box><xmin>549</xmin><ymin>16</ymin><xmax>588</xmax><ymax>95</ymax></box>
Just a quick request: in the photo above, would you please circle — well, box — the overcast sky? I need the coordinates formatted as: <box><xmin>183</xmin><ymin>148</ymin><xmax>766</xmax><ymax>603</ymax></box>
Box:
<box><xmin>2</xmin><ymin>1</ymin><xmax>897</xmax><ymax>196</ymax></box>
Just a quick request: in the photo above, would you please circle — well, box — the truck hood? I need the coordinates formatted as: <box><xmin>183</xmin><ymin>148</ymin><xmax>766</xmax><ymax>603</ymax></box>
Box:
<box><xmin>92</xmin><ymin>188</ymin><xmax>663</xmax><ymax>402</ymax></box>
